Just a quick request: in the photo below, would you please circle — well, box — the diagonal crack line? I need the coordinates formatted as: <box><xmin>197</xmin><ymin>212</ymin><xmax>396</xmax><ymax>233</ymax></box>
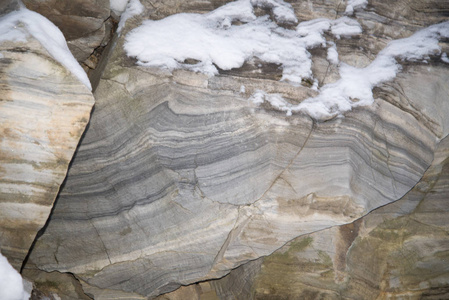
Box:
<box><xmin>256</xmin><ymin>118</ymin><xmax>315</xmax><ymax>202</ymax></box>
<box><xmin>209</xmin><ymin>120</ymin><xmax>316</xmax><ymax>272</ymax></box>
<box><xmin>89</xmin><ymin>219</ymin><xmax>112</xmax><ymax>265</ymax></box>
<box><xmin>211</xmin><ymin>208</ymin><xmax>251</xmax><ymax>271</ymax></box>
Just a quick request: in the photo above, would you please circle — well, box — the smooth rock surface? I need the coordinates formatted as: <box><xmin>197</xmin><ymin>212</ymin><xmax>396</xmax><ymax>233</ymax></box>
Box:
<box><xmin>26</xmin><ymin>0</ymin><xmax>449</xmax><ymax>298</ymax></box>
<box><xmin>0</xmin><ymin>31</ymin><xmax>94</xmax><ymax>269</ymax></box>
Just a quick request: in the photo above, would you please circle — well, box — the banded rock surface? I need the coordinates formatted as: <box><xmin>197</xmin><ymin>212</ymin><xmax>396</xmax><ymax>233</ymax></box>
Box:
<box><xmin>183</xmin><ymin>134</ymin><xmax>449</xmax><ymax>300</ymax></box>
<box><xmin>0</xmin><ymin>27</ymin><xmax>94</xmax><ymax>269</ymax></box>
<box><xmin>27</xmin><ymin>0</ymin><xmax>449</xmax><ymax>298</ymax></box>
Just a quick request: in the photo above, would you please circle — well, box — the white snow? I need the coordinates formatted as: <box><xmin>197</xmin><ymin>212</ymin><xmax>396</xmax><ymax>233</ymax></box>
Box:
<box><xmin>251</xmin><ymin>0</ymin><xmax>297</xmax><ymax>23</ymax></box>
<box><xmin>124</xmin><ymin>0</ymin><xmax>449</xmax><ymax>120</ymax></box>
<box><xmin>330</xmin><ymin>17</ymin><xmax>362</xmax><ymax>38</ymax></box>
<box><xmin>249</xmin><ymin>90</ymin><xmax>293</xmax><ymax>116</ymax></box>
<box><xmin>327</xmin><ymin>44</ymin><xmax>339</xmax><ymax>64</ymax></box>
<box><xmin>111</xmin><ymin>0</ymin><xmax>129</xmax><ymax>16</ymax></box>
<box><xmin>296</xmin><ymin>17</ymin><xmax>361</xmax><ymax>43</ymax></box>
<box><xmin>117</xmin><ymin>0</ymin><xmax>144</xmax><ymax>34</ymax></box>
<box><xmin>0</xmin><ymin>252</ymin><xmax>30</xmax><ymax>300</ymax></box>
<box><xmin>291</xmin><ymin>21</ymin><xmax>449</xmax><ymax>119</ymax></box>
<box><xmin>125</xmin><ymin>0</ymin><xmax>360</xmax><ymax>85</ymax></box>
<box><xmin>0</xmin><ymin>7</ymin><xmax>91</xmax><ymax>90</ymax></box>
<box><xmin>345</xmin><ymin>0</ymin><xmax>368</xmax><ymax>15</ymax></box>
<box><xmin>442</xmin><ymin>52</ymin><xmax>449</xmax><ymax>63</ymax></box>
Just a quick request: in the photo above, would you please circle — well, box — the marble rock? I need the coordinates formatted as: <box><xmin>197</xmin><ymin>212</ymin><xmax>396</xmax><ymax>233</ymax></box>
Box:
<box><xmin>22</xmin><ymin>0</ymin><xmax>112</xmax><ymax>63</ymax></box>
<box><xmin>0</xmin><ymin>31</ymin><xmax>94</xmax><ymax>269</ymax></box>
<box><xmin>199</xmin><ymin>134</ymin><xmax>449</xmax><ymax>300</ymax></box>
<box><xmin>26</xmin><ymin>0</ymin><xmax>449</xmax><ymax>298</ymax></box>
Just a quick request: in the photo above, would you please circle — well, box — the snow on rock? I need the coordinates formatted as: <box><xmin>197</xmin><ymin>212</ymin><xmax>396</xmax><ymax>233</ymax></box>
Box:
<box><xmin>330</xmin><ymin>17</ymin><xmax>362</xmax><ymax>38</ymax></box>
<box><xmin>249</xmin><ymin>89</ymin><xmax>293</xmax><ymax>116</ymax></box>
<box><xmin>117</xmin><ymin>0</ymin><xmax>144</xmax><ymax>33</ymax></box>
<box><xmin>0</xmin><ymin>253</ymin><xmax>30</xmax><ymax>300</ymax></box>
<box><xmin>0</xmin><ymin>7</ymin><xmax>91</xmax><ymax>90</ymax></box>
<box><xmin>125</xmin><ymin>0</ymin><xmax>358</xmax><ymax>85</ymax></box>
<box><xmin>293</xmin><ymin>21</ymin><xmax>449</xmax><ymax>119</ymax></box>
<box><xmin>296</xmin><ymin>17</ymin><xmax>362</xmax><ymax>41</ymax></box>
<box><xmin>250</xmin><ymin>0</ymin><xmax>297</xmax><ymax>23</ymax></box>
<box><xmin>442</xmin><ymin>52</ymin><xmax>449</xmax><ymax>63</ymax></box>
<box><xmin>327</xmin><ymin>44</ymin><xmax>339</xmax><ymax>64</ymax></box>
<box><xmin>111</xmin><ymin>0</ymin><xmax>129</xmax><ymax>16</ymax></box>
<box><xmin>124</xmin><ymin>0</ymin><xmax>449</xmax><ymax>120</ymax></box>
<box><xmin>345</xmin><ymin>0</ymin><xmax>368</xmax><ymax>15</ymax></box>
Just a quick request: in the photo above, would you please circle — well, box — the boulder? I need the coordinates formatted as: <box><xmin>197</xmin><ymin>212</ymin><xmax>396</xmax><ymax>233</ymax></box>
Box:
<box><xmin>0</xmin><ymin>12</ymin><xmax>94</xmax><ymax>269</ymax></box>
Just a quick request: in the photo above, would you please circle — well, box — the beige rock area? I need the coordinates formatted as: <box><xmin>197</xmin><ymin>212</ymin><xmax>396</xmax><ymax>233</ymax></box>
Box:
<box><xmin>0</xmin><ymin>25</ymin><xmax>94</xmax><ymax>269</ymax></box>
<box><xmin>19</xmin><ymin>0</ymin><xmax>449</xmax><ymax>299</ymax></box>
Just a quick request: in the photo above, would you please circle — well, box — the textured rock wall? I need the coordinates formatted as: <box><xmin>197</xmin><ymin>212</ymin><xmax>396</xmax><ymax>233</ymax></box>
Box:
<box><xmin>0</xmin><ymin>32</ymin><xmax>94</xmax><ymax>269</ymax></box>
<box><xmin>177</xmin><ymin>134</ymin><xmax>449</xmax><ymax>300</ymax></box>
<box><xmin>22</xmin><ymin>0</ymin><xmax>113</xmax><ymax>69</ymax></box>
<box><xmin>24</xmin><ymin>0</ymin><xmax>449</xmax><ymax>298</ymax></box>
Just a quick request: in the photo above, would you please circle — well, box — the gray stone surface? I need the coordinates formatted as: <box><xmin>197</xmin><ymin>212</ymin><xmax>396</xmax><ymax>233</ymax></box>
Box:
<box><xmin>23</xmin><ymin>0</ymin><xmax>449</xmax><ymax>298</ymax></box>
<box><xmin>193</xmin><ymin>134</ymin><xmax>449</xmax><ymax>300</ymax></box>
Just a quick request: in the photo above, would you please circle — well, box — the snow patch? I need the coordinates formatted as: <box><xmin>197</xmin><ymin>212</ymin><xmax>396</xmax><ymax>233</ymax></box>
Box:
<box><xmin>124</xmin><ymin>0</ymin><xmax>449</xmax><ymax>120</ymax></box>
<box><xmin>125</xmin><ymin>0</ymin><xmax>361</xmax><ymax>85</ymax></box>
<box><xmin>0</xmin><ymin>8</ymin><xmax>91</xmax><ymax>90</ymax></box>
<box><xmin>251</xmin><ymin>0</ymin><xmax>297</xmax><ymax>23</ymax></box>
<box><xmin>442</xmin><ymin>52</ymin><xmax>449</xmax><ymax>63</ymax></box>
<box><xmin>0</xmin><ymin>252</ymin><xmax>30</xmax><ymax>300</ymax></box>
<box><xmin>117</xmin><ymin>0</ymin><xmax>144</xmax><ymax>34</ymax></box>
<box><xmin>296</xmin><ymin>17</ymin><xmax>361</xmax><ymax>44</ymax></box>
<box><xmin>249</xmin><ymin>90</ymin><xmax>293</xmax><ymax>116</ymax></box>
<box><xmin>345</xmin><ymin>0</ymin><xmax>368</xmax><ymax>15</ymax></box>
<box><xmin>111</xmin><ymin>0</ymin><xmax>130</xmax><ymax>16</ymax></box>
<box><xmin>327</xmin><ymin>44</ymin><xmax>339</xmax><ymax>64</ymax></box>
<box><xmin>330</xmin><ymin>17</ymin><xmax>362</xmax><ymax>38</ymax></box>
<box><xmin>292</xmin><ymin>22</ymin><xmax>449</xmax><ymax>119</ymax></box>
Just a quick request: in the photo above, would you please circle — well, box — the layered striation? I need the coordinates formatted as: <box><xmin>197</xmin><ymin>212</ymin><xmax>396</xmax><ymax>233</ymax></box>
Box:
<box><xmin>0</xmin><ymin>28</ymin><xmax>94</xmax><ymax>269</ymax></box>
<box><xmin>25</xmin><ymin>0</ymin><xmax>449</xmax><ymax>298</ymax></box>
<box><xmin>189</xmin><ymin>134</ymin><xmax>449</xmax><ymax>300</ymax></box>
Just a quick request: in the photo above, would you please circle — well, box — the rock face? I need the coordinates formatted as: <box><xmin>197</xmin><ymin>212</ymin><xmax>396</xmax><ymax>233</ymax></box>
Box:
<box><xmin>178</xmin><ymin>134</ymin><xmax>449</xmax><ymax>300</ymax></box>
<box><xmin>0</xmin><ymin>25</ymin><xmax>94</xmax><ymax>269</ymax></box>
<box><xmin>22</xmin><ymin>0</ymin><xmax>112</xmax><ymax>64</ymax></box>
<box><xmin>24</xmin><ymin>0</ymin><xmax>449</xmax><ymax>298</ymax></box>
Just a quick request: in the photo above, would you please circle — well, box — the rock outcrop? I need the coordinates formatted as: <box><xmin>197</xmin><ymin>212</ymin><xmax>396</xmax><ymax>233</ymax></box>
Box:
<box><xmin>171</xmin><ymin>133</ymin><xmax>449</xmax><ymax>299</ymax></box>
<box><xmin>24</xmin><ymin>0</ymin><xmax>449</xmax><ymax>298</ymax></box>
<box><xmin>0</xmin><ymin>12</ymin><xmax>94</xmax><ymax>269</ymax></box>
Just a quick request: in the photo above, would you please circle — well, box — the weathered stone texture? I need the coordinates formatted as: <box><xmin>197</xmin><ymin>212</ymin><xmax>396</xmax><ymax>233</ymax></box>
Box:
<box><xmin>22</xmin><ymin>0</ymin><xmax>112</xmax><ymax>63</ymax></box>
<box><xmin>0</xmin><ymin>34</ymin><xmax>94</xmax><ymax>269</ymax></box>
<box><xmin>205</xmin><ymin>134</ymin><xmax>449</xmax><ymax>300</ymax></box>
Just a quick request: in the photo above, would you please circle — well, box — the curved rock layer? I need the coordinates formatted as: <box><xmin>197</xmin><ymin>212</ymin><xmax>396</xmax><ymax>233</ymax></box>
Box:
<box><xmin>0</xmin><ymin>36</ymin><xmax>94</xmax><ymax>269</ymax></box>
<box><xmin>27</xmin><ymin>0</ymin><xmax>449</xmax><ymax>298</ymax></box>
<box><xmin>188</xmin><ymin>134</ymin><xmax>449</xmax><ymax>300</ymax></box>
